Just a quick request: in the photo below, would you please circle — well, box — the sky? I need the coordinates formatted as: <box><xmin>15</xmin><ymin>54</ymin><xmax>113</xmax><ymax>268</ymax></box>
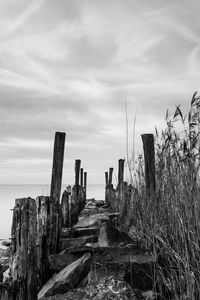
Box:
<box><xmin>0</xmin><ymin>0</ymin><xmax>200</xmax><ymax>186</ymax></box>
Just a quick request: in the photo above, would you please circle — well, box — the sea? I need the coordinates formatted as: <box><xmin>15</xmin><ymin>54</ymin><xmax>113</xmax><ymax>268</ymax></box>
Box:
<box><xmin>0</xmin><ymin>184</ymin><xmax>105</xmax><ymax>239</ymax></box>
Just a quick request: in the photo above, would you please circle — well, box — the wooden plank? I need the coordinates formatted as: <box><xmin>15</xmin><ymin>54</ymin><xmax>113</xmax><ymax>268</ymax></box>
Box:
<box><xmin>50</xmin><ymin>132</ymin><xmax>66</xmax><ymax>203</ymax></box>
<box><xmin>10</xmin><ymin>198</ymin><xmax>37</xmax><ymax>300</ymax></box>
<box><xmin>75</xmin><ymin>160</ymin><xmax>81</xmax><ymax>186</ymax></box>
<box><xmin>141</xmin><ymin>134</ymin><xmax>156</xmax><ymax>197</ymax></box>
<box><xmin>108</xmin><ymin>168</ymin><xmax>113</xmax><ymax>185</ymax></box>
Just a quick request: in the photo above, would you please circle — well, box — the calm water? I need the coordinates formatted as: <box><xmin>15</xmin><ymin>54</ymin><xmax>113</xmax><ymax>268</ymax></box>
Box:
<box><xmin>0</xmin><ymin>184</ymin><xmax>105</xmax><ymax>239</ymax></box>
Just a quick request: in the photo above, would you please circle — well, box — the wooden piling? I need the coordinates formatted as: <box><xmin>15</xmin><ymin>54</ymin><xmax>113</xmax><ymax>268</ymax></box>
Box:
<box><xmin>108</xmin><ymin>168</ymin><xmax>113</xmax><ymax>185</ymax></box>
<box><xmin>75</xmin><ymin>159</ymin><xmax>81</xmax><ymax>186</ymax></box>
<box><xmin>50</xmin><ymin>132</ymin><xmax>66</xmax><ymax>203</ymax></box>
<box><xmin>84</xmin><ymin>172</ymin><xmax>87</xmax><ymax>189</ymax></box>
<box><xmin>118</xmin><ymin>159</ymin><xmax>125</xmax><ymax>189</ymax></box>
<box><xmin>117</xmin><ymin>159</ymin><xmax>125</xmax><ymax>212</ymax></box>
<box><xmin>80</xmin><ymin>168</ymin><xmax>84</xmax><ymax>187</ymax></box>
<box><xmin>10</xmin><ymin>198</ymin><xmax>37</xmax><ymax>300</ymax></box>
<box><xmin>141</xmin><ymin>134</ymin><xmax>156</xmax><ymax>197</ymax></box>
<box><xmin>50</xmin><ymin>132</ymin><xmax>66</xmax><ymax>254</ymax></box>
<box><xmin>105</xmin><ymin>172</ymin><xmax>108</xmax><ymax>186</ymax></box>
<box><xmin>36</xmin><ymin>196</ymin><xmax>51</xmax><ymax>288</ymax></box>
<box><xmin>60</xmin><ymin>187</ymin><xmax>71</xmax><ymax>228</ymax></box>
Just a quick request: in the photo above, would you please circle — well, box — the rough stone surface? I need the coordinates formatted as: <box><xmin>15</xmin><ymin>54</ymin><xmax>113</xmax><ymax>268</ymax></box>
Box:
<box><xmin>38</xmin><ymin>253</ymin><xmax>92</xmax><ymax>299</ymax></box>
<box><xmin>98</xmin><ymin>220</ymin><xmax>134</xmax><ymax>247</ymax></box>
<box><xmin>60</xmin><ymin>227</ymin><xmax>99</xmax><ymax>238</ymax></box>
<box><xmin>41</xmin><ymin>275</ymin><xmax>138</xmax><ymax>300</ymax></box>
<box><xmin>74</xmin><ymin>212</ymin><xmax>120</xmax><ymax>229</ymax></box>
<box><xmin>49</xmin><ymin>250</ymin><xmax>82</xmax><ymax>272</ymax></box>
<box><xmin>1</xmin><ymin>240</ymin><xmax>11</xmax><ymax>247</ymax></box>
<box><xmin>52</xmin><ymin>244</ymin><xmax>155</xmax><ymax>291</ymax></box>
<box><xmin>60</xmin><ymin>235</ymin><xmax>98</xmax><ymax>251</ymax></box>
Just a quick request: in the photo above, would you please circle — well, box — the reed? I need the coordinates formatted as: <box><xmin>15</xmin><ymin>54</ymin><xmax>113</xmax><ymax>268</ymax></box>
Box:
<box><xmin>122</xmin><ymin>92</ymin><xmax>200</xmax><ymax>299</ymax></box>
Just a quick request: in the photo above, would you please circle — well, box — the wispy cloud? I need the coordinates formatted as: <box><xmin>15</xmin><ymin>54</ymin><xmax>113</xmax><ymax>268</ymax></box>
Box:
<box><xmin>0</xmin><ymin>0</ymin><xmax>200</xmax><ymax>184</ymax></box>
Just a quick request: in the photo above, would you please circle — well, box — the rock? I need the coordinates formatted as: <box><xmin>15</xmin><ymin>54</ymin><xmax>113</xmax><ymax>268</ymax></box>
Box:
<box><xmin>141</xmin><ymin>290</ymin><xmax>163</xmax><ymax>299</ymax></box>
<box><xmin>49</xmin><ymin>250</ymin><xmax>83</xmax><ymax>272</ymax></box>
<box><xmin>60</xmin><ymin>228</ymin><xmax>72</xmax><ymax>238</ymax></box>
<box><xmin>1</xmin><ymin>240</ymin><xmax>11</xmax><ymax>247</ymax></box>
<box><xmin>42</xmin><ymin>275</ymin><xmax>138</xmax><ymax>300</ymax></box>
<box><xmin>74</xmin><ymin>212</ymin><xmax>120</xmax><ymax>229</ymax></box>
<box><xmin>96</xmin><ymin>200</ymin><xmax>105</xmax><ymax>207</ymax></box>
<box><xmin>60</xmin><ymin>226</ymin><xmax>99</xmax><ymax>238</ymax></box>
<box><xmin>60</xmin><ymin>235</ymin><xmax>98</xmax><ymax>251</ymax></box>
<box><xmin>3</xmin><ymin>268</ymin><xmax>10</xmax><ymax>283</ymax></box>
<box><xmin>55</xmin><ymin>244</ymin><xmax>155</xmax><ymax>291</ymax></box>
<box><xmin>0</xmin><ymin>256</ymin><xmax>10</xmax><ymax>272</ymax></box>
<box><xmin>38</xmin><ymin>253</ymin><xmax>92</xmax><ymax>299</ymax></box>
<box><xmin>98</xmin><ymin>220</ymin><xmax>134</xmax><ymax>247</ymax></box>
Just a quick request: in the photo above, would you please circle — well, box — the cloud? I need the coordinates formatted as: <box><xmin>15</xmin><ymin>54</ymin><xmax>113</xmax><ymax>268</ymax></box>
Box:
<box><xmin>0</xmin><ymin>0</ymin><xmax>200</xmax><ymax>184</ymax></box>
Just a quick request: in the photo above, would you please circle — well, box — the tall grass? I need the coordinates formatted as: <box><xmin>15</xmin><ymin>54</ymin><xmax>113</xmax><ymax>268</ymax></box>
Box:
<box><xmin>122</xmin><ymin>92</ymin><xmax>200</xmax><ymax>299</ymax></box>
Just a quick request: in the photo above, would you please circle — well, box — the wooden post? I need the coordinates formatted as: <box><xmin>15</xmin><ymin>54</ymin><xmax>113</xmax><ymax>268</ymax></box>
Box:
<box><xmin>60</xmin><ymin>188</ymin><xmax>71</xmax><ymax>228</ymax></box>
<box><xmin>10</xmin><ymin>198</ymin><xmax>37</xmax><ymax>300</ymax></box>
<box><xmin>84</xmin><ymin>172</ymin><xmax>87</xmax><ymax>189</ymax></box>
<box><xmin>50</xmin><ymin>132</ymin><xmax>66</xmax><ymax>254</ymax></box>
<box><xmin>117</xmin><ymin>159</ymin><xmax>125</xmax><ymax>212</ymax></box>
<box><xmin>105</xmin><ymin>172</ymin><xmax>108</xmax><ymax>186</ymax></box>
<box><xmin>108</xmin><ymin>168</ymin><xmax>113</xmax><ymax>185</ymax></box>
<box><xmin>141</xmin><ymin>134</ymin><xmax>156</xmax><ymax>197</ymax></box>
<box><xmin>50</xmin><ymin>132</ymin><xmax>66</xmax><ymax>203</ymax></box>
<box><xmin>75</xmin><ymin>159</ymin><xmax>81</xmax><ymax>186</ymax></box>
<box><xmin>36</xmin><ymin>196</ymin><xmax>51</xmax><ymax>288</ymax></box>
<box><xmin>118</xmin><ymin>159</ymin><xmax>125</xmax><ymax>189</ymax></box>
<box><xmin>80</xmin><ymin>168</ymin><xmax>84</xmax><ymax>187</ymax></box>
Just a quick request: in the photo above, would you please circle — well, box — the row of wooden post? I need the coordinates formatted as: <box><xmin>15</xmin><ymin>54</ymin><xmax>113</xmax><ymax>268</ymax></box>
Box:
<box><xmin>105</xmin><ymin>134</ymin><xmax>156</xmax><ymax>211</ymax></box>
<box><xmin>1</xmin><ymin>132</ymin><xmax>87</xmax><ymax>300</ymax></box>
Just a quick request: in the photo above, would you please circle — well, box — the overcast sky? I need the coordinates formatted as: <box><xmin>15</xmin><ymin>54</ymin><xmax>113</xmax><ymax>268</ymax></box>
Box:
<box><xmin>0</xmin><ymin>0</ymin><xmax>200</xmax><ymax>185</ymax></box>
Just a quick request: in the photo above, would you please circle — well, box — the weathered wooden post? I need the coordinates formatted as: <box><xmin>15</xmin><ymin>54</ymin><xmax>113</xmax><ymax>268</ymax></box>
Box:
<box><xmin>105</xmin><ymin>172</ymin><xmax>108</xmax><ymax>186</ymax></box>
<box><xmin>50</xmin><ymin>132</ymin><xmax>66</xmax><ymax>253</ymax></box>
<box><xmin>80</xmin><ymin>168</ymin><xmax>84</xmax><ymax>187</ymax></box>
<box><xmin>50</xmin><ymin>132</ymin><xmax>66</xmax><ymax>203</ymax></box>
<box><xmin>108</xmin><ymin>167</ymin><xmax>113</xmax><ymax>185</ymax></box>
<box><xmin>36</xmin><ymin>196</ymin><xmax>51</xmax><ymax>288</ymax></box>
<box><xmin>75</xmin><ymin>159</ymin><xmax>81</xmax><ymax>186</ymax></box>
<box><xmin>84</xmin><ymin>171</ymin><xmax>87</xmax><ymax>190</ymax></box>
<box><xmin>83</xmin><ymin>172</ymin><xmax>87</xmax><ymax>205</ymax></box>
<box><xmin>105</xmin><ymin>168</ymin><xmax>114</xmax><ymax>208</ymax></box>
<box><xmin>105</xmin><ymin>171</ymin><xmax>109</xmax><ymax>205</ymax></box>
<box><xmin>118</xmin><ymin>159</ymin><xmax>125</xmax><ymax>212</ymax></box>
<box><xmin>60</xmin><ymin>187</ymin><xmax>71</xmax><ymax>228</ymax></box>
<box><xmin>141</xmin><ymin>134</ymin><xmax>156</xmax><ymax>197</ymax></box>
<box><xmin>118</xmin><ymin>159</ymin><xmax>125</xmax><ymax>191</ymax></box>
<box><xmin>10</xmin><ymin>198</ymin><xmax>37</xmax><ymax>300</ymax></box>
